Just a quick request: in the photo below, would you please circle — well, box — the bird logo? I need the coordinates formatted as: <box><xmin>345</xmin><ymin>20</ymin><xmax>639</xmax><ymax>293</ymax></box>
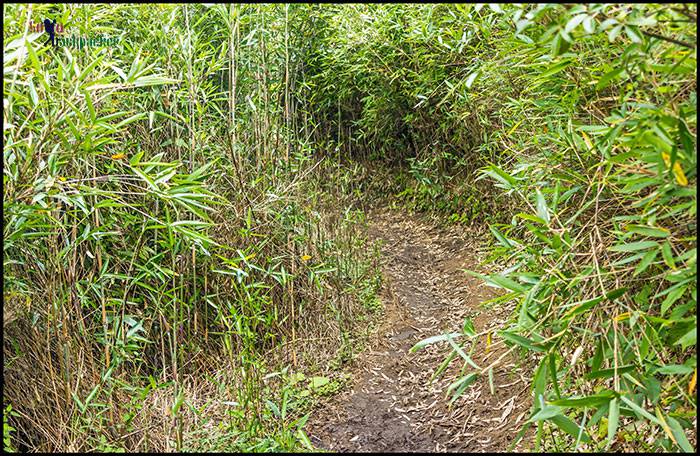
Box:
<box><xmin>43</xmin><ymin>19</ymin><xmax>57</xmax><ymax>46</ymax></box>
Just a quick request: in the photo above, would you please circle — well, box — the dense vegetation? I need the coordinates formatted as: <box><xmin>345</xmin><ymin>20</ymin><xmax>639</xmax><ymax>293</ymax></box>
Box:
<box><xmin>3</xmin><ymin>3</ymin><xmax>696</xmax><ymax>453</ymax></box>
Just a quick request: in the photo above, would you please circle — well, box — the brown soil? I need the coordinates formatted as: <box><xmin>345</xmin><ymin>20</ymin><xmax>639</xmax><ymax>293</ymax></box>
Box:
<box><xmin>306</xmin><ymin>208</ymin><xmax>532</xmax><ymax>452</ymax></box>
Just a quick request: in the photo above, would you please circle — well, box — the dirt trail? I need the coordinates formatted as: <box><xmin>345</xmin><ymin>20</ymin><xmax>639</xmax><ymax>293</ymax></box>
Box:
<box><xmin>307</xmin><ymin>208</ymin><xmax>532</xmax><ymax>452</ymax></box>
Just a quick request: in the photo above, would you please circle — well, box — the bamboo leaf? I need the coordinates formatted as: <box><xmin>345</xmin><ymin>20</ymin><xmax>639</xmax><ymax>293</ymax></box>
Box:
<box><xmin>609</xmin><ymin>241</ymin><xmax>659</xmax><ymax>252</ymax></box>
<box><xmin>607</xmin><ymin>398</ymin><xmax>619</xmax><ymax>448</ymax></box>
<box><xmin>499</xmin><ymin>331</ymin><xmax>546</xmax><ymax>352</ymax></box>
<box><xmin>551</xmin><ymin>414</ymin><xmax>591</xmax><ymax>442</ymax></box>
<box><xmin>410</xmin><ymin>333</ymin><xmax>462</xmax><ymax>352</ymax></box>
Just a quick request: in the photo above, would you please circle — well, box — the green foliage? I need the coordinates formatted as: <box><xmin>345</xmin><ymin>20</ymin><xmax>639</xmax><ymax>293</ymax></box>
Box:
<box><xmin>3</xmin><ymin>2</ymin><xmax>696</xmax><ymax>453</ymax></box>
<box><xmin>404</xmin><ymin>3</ymin><xmax>696</xmax><ymax>452</ymax></box>
<box><xmin>299</xmin><ymin>4</ymin><xmax>516</xmax><ymax>224</ymax></box>
<box><xmin>3</xmin><ymin>3</ymin><xmax>379</xmax><ymax>452</ymax></box>
<box><xmin>3</xmin><ymin>405</ymin><xmax>18</xmax><ymax>453</ymax></box>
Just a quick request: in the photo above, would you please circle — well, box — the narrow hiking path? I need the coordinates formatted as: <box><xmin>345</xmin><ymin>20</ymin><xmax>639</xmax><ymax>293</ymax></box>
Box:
<box><xmin>307</xmin><ymin>208</ymin><xmax>532</xmax><ymax>452</ymax></box>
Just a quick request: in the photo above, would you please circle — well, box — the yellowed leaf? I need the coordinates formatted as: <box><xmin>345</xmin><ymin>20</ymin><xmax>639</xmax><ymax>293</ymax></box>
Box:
<box><xmin>673</xmin><ymin>162</ymin><xmax>688</xmax><ymax>186</ymax></box>
<box><xmin>655</xmin><ymin>407</ymin><xmax>679</xmax><ymax>447</ymax></box>
<box><xmin>662</xmin><ymin>152</ymin><xmax>671</xmax><ymax>167</ymax></box>
<box><xmin>581</xmin><ymin>131</ymin><xmax>594</xmax><ymax>151</ymax></box>
<box><xmin>614</xmin><ymin>312</ymin><xmax>630</xmax><ymax>322</ymax></box>
<box><xmin>507</xmin><ymin>119</ymin><xmax>524</xmax><ymax>136</ymax></box>
<box><xmin>689</xmin><ymin>368</ymin><xmax>697</xmax><ymax>395</ymax></box>
<box><xmin>661</xmin><ymin>152</ymin><xmax>688</xmax><ymax>186</ymax></box>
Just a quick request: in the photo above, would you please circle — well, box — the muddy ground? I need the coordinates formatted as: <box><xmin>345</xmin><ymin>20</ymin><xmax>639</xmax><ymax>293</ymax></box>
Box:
<box><xmin>306</xmin><ymin>208</ymin><xmax>533</xmax><ymax>452</ymax></box>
